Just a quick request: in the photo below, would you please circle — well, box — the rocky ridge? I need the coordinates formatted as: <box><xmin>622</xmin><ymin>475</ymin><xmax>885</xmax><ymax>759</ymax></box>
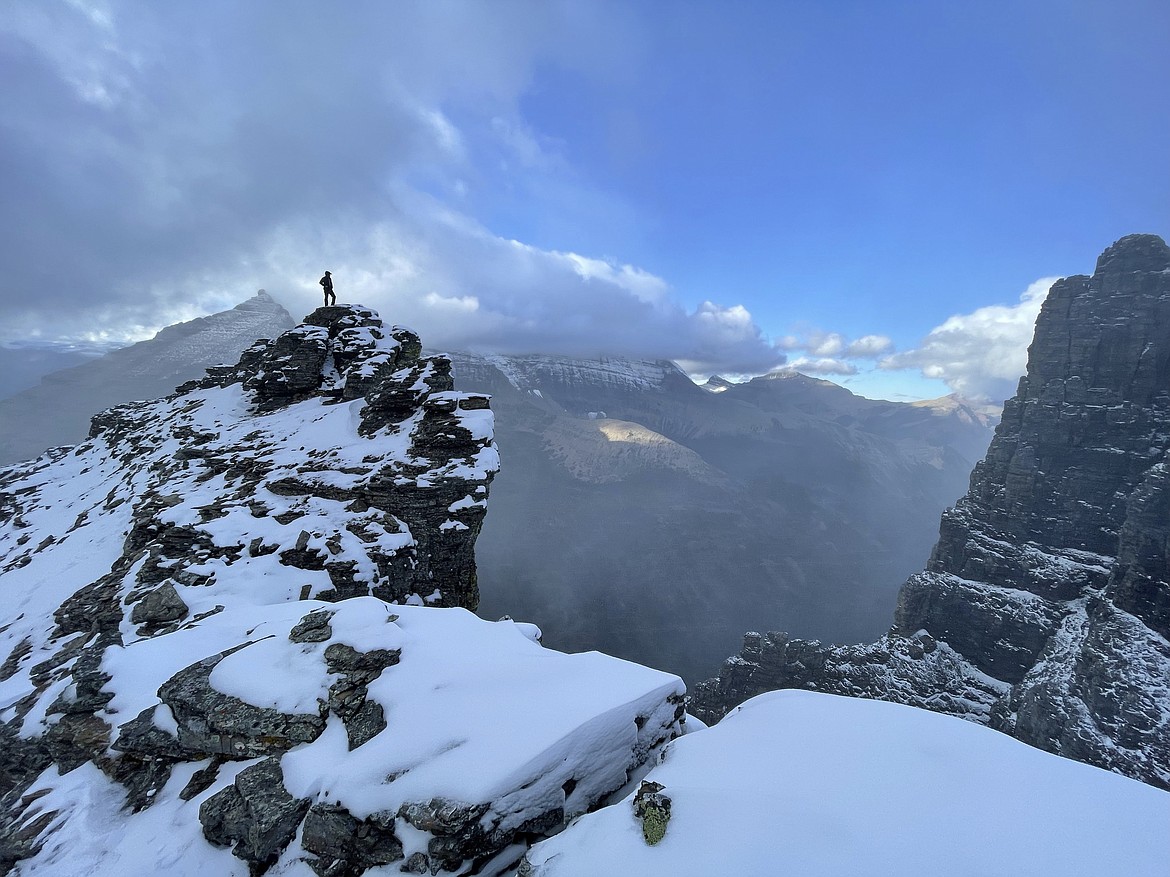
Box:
<box><xmin>0</xmin><ymin>305</ymin><xmax>686</xmax><ymax>875</ymax></box>
<box><xmin>692</xmin><ymin>234</ymin><xmax>1170</xmax><ymax>790</ymax></box>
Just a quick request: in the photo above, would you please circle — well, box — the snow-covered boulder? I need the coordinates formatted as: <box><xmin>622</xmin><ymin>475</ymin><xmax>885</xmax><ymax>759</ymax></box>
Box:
<box><xmin>524</xmin><ymin>690</ymin><xmax>1170</xmax><ymax>877</ymax></box>
<box><xmin>15</xmin><ymin>600</ymin><xmax>684</xmax><ymax>875</ymax></box>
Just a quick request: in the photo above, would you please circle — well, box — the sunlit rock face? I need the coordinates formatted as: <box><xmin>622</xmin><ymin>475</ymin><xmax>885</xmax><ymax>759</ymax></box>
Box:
<box><xmin>694</xmin><ymin>235</ymin><xmax>1170</xmax><ymax>790</ymax></box>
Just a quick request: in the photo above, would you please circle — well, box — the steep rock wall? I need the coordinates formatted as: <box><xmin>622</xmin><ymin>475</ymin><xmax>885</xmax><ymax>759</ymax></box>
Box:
<box><xmin>693</xmin><ymin>235</ymin><xmax>1170</xmax><ymax>790</ymax></box>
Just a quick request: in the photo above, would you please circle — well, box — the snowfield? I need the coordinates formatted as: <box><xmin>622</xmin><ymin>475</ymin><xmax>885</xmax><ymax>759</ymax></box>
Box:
<box><xmin>525</xmin><ymin>690</ymin><xmax>1170</xmax><ymax>877</ymax></box>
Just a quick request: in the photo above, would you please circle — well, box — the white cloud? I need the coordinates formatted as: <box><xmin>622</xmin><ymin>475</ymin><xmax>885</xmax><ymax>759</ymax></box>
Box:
<box><xmin>0</xmin><ymin>2</ymin><xmax>827</xmax><ymax>381</ymax></box>
<box><xmin>879</xmin><ymin>276</ymin><xmax>1059</xmax><ymax>401</ymax></box>
<box><xmin>781</xmin><ymin>357</ymin><xmax>859</xmax><ymax>376</ymax></box>
<box><xmin>771</xmin><ymin>329</ymin><xmax>893</xmax><ymax>380</ymax></box>
<box><xmin>0</xmin><ymin>1</ymin><xmax>646</xmax><ymax>346</ymax></box>
<box><xmin>420</xmin><ymin>108</ymin><xmax>465</xmax><ymax>161</ymax></box>
<box><xmin>780</xmin><ymin>329</ymin><xmax>891</xmax><ymax>360</ymax></box>
<box><xmin>490</xmin><ymin>115</ymin><xmax>564</xmax><ymax>171</ymax></box>
<box><xmin>844</xmin><ymin>334</ymin><xmax>893</xmax><ymax>357</ymax></box>
<box><xmin>107</xmin><ymin>194</ymin><xmax>786</xmax><ymax>377</ymax></box>
<box><xmin>807</xmin><ymin>332</ymin><xmax>845</xmax><ymax>356</ymax></box>
<box><xmin>563</xmin><ymin>253</ymin><xmax>670</xmax><ymax>305</ymax></box>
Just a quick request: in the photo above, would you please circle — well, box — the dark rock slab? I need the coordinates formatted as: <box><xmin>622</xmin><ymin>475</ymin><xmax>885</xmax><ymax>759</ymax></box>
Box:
<box><xmin>301</xmin><ymin>803</ymin><xmax>403</xmax><ymax>876</ymax></box>
<box><xmin>200</xmin><ymin>757</ymin><xmax>310</xmax><ymax>871</ymax></box>
<box><xmin>159</xmin><ymin>647</ymin><xmax>326</xmax><ymax>759</ymax></box>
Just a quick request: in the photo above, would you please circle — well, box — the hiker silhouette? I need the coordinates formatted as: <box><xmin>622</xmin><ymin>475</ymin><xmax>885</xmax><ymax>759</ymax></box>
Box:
<box><xmin>319</xmin><ymin>271</ymin><xmax>336</xmax><ymax>306</ymax></box>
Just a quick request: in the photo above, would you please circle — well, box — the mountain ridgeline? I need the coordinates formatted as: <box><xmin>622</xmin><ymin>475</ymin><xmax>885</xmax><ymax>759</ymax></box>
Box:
<box><xmin>0</xmin><ymin>291</ymin><xmax>295</xmax><ymax>467</ymax></box>
<box><xmin>0</xmin><ymin>240</ymin><xmax>1167</xmax><ymax>876</ymax></box>
<box><xmin>0</xmin><ymin>293</ymin><xmax>996</xmax><ymax>686</ymax></box>
<box><xmin>450</xmin><ymin>354</ymin><xmax>995</xmax><ymax>682</ymax></box>
<box><xmin>693</xmin><ymin>234</ymin><xmax>1170</xmax><ymax>790</ymax></box>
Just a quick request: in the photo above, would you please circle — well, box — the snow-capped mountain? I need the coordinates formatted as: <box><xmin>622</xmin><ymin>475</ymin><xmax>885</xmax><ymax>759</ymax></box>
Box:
<box><xmin>0</xmin><ymin>291</ymin><xmax>294</xmax><ymax>466</ymax></box>
<box><xmin>693</xmin><ymin>234</ymin><xmax>1170</xmax><ymax>791</ymax></box>
<box><xmin>450</xmin><ymin>351</ymin><xmax>996</xmax><ymax>682</ymax></box>
<box><xmin>0</xmin><ymin>304</ymin><xmax>686</xmax><ymax>875</ymax></box>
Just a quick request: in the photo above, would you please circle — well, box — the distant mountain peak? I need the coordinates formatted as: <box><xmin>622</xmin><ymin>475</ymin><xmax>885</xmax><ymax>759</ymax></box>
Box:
<box><xmin>234</xmin><ymin>287</ymin><xmax>286</xmax><ymax>312</ymax></box>
<box><xmin>0</xmin><ymin>294</ymin><xmax>295</xmax><ymax>465</ymax></box>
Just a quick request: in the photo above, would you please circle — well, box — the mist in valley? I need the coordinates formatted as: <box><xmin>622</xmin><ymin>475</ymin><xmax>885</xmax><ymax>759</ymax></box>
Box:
<box><xmin>452</xmin><ymin>353</ymin><xmax>996</xmax><ymax>682</ymax></box>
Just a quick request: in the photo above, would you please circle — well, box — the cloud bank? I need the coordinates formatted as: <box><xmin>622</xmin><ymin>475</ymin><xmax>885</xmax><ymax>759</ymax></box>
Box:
<box><xmin>0</xmin><ymin>3</ymin><xmax>1068</xmax><ymax>400</ymax></box>
<box><xmin>880</xmin><ymin>277</ymin><xmax>1059</xmax><ymax>401</ymax></box>
<box><xmin>0</xmin><ymin>1</ymin><xmax>786</xmax><ymax>375</ymax></box>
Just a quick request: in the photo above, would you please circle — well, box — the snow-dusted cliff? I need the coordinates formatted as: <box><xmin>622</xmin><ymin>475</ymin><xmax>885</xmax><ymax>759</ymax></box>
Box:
<box><xmin>0</xmin><ymin>305</ymin><xmax>686</xmax><ymax>875</ymax></box>
<box><xmin>693</xmin><ymin>235</ymin><xmax>1170</xmax><ymax>791</ymax></box>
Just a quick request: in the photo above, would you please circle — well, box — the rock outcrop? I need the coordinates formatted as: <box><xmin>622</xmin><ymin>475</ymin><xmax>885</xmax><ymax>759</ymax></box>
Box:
<box><xmin>4</xmin><ymin>304</ymin><xmax>659</xmax><ymax>875</ymax></box>
<box><xmin>692</xmin><ymin>234</ymin><xmax>1170</xmax><ymax>790</ymax></box>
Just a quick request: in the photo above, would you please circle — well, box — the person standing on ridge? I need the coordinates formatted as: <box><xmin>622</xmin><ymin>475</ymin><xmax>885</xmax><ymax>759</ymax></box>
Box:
<box><xmin>319</xmin><ymin>271</ymin><xmax>336</xmax><ymax>306</ymax></box>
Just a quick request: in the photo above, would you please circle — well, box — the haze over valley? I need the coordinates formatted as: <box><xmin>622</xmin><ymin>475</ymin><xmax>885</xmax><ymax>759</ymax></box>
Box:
<box><xmin>2</xmin><ymin>3</ymin><xmax>1167</xmax><ymax>875</ymax></box>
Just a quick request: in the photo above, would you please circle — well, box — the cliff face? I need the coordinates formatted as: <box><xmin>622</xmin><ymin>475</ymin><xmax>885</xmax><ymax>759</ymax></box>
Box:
<box><xmin>0</xmin><ymin>306</ymin><xmax>689</xmax><ymax>877</ymax></box>
<box><xmin>693</xmin><ymin>235</ymin><xmax>1170</xmax><ymax>789</ymax></box>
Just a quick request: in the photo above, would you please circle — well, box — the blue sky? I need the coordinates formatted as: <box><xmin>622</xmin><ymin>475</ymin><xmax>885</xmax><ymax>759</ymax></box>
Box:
<box><xmin>2</xmin><ymin>1</ymin><xmax>1167</xmax><ymax>401</ymax></box>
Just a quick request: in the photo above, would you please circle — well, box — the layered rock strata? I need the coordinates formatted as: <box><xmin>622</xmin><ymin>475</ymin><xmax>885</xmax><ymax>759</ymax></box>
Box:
<box><xmin>693</xmin><ymin>234</ymin><xmax>1170</xmax><ymax>789</ymax></box>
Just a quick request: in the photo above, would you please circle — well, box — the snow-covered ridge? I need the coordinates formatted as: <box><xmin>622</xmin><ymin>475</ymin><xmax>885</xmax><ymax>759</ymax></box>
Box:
<box><xmin>452</xmin><ymin>352</ymin><xmax>684</xmax><ymax>395</ymax></box>
<box><xmin>525</xmin><ymin>691</ymin><xmax>1170</xmax><ymax>877</ymax></box>
<box><xmin>13</xmin><ymin>600</ymin><xmax>684</xmax><ymax>877</ymax></box>
<box><xmin>0</xmin><ymin>305</ymin><xmax>691</xmax><ymax>876</ymax></box>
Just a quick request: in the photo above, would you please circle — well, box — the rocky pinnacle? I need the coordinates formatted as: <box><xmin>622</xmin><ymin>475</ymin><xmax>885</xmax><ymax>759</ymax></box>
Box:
<box><xmin>693</xmin><ymin>234</ymin><xmax>1170</xmax><ymax>790</ymax></box>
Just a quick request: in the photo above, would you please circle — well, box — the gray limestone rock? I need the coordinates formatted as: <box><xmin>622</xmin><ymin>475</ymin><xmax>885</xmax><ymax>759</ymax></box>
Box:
<box><xmin>128</xmin><ymin>583</ymin><xmax>189</xmax><ymax>626</ymax></box>
<box><xmin>1109</xmin><ymin>459</ymin><xmax>1170</xmax><ymax>639</ymax></box>
<box><xmin>288</xmin><ymin>609</ymin><xmax>335</xmax><ymax>643</ymax></box>
<box><xmin>694</xmin><ymin>235</ymin><xmax>1170</xmax><ymax>790</ymax></box>
<box><xmin>245</xmin><ymin>324</ymin><xmax>331</xmax><ymax>411</ymax></box>
<box><xmin>323</xmin><ymin>641</ymin><xmax>399</xmax><ymax>750</ymax></box>
<box><xmin>301</xmin><ymin>804</ymin><xmax>403</xmax><ymax>875</ymax></box>
<box><xmin>158</xmin><ymin>647</ymin><xmax>327</xmax><ymax>759</ymax></box>
<box><xmin>200</xmin><ymin>757</ymin><xmax>310</xmax><ymax>871</ymax></box>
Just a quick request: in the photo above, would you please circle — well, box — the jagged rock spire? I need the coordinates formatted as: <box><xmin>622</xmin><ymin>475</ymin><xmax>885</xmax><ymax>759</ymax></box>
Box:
<box><xmin>693</xmin><ymin>234</ymin><xmax>1170</xmax><ymax>790</ymax></box>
